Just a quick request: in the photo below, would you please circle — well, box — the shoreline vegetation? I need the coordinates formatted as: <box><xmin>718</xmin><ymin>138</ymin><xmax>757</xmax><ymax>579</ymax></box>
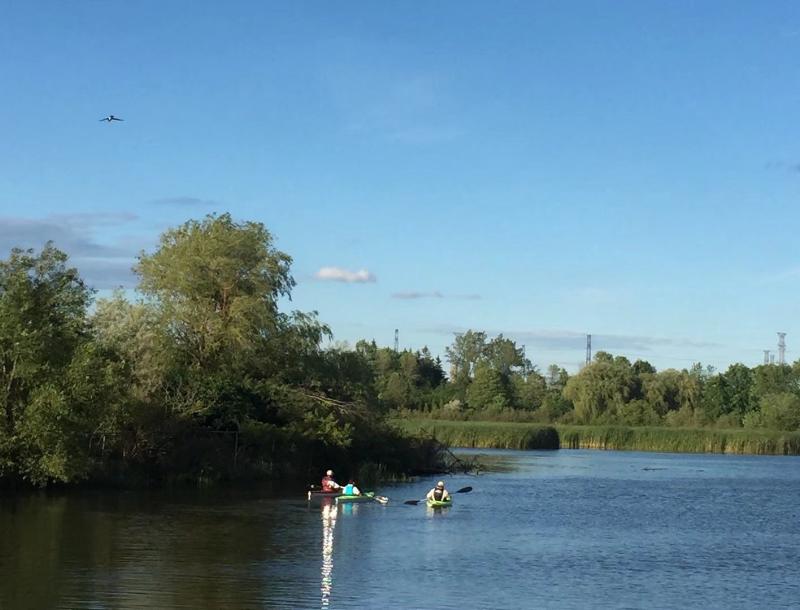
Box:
<box><xmin>4</xmin><ymin>214</ymin><xmax>800</xmax><ymax>489</ymax></box>
<box><xmin>395</xmin><ymin>419</ymin><xmax>800</xmax><ymax>456</ymax></box>
<box><xmin>0</xmin><ymin>214</ymin><xmax>448</xmax><ymax>490</ymax></box>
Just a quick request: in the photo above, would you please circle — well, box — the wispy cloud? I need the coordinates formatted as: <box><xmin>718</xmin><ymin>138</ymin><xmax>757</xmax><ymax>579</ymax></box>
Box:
<box><xmin>389</xmin><ymin>125</ymin><xmax>465</xmax><ymax>145</ymax></box>
<box><xmin>0</xmin><ymin>214</ymin><xmax>140</xmax><ymax>288</ymax></box>
<box><xmin>323</xmin><ymin>62</ymin><xmax>462</xmax><ymax>144</ymax></box>
<box><xmin>425</xmin><ymin>325</ymin><xmax>721</xmax><ymax>352</ymax></box>
<box><xmin>765</xmin><ymin>161</ymin><xmax>800</xmax><ymax>173</ymax></box>
<box><xmin>392</xmin><ymin>291</ymin><xmax>480</xmax><ymax>300</ymax></box>
<box><xmin>760</xmin><ymin>265</ymin><xmax>800</xmax><ymax>283</ymax></box>
<box><xmin>151</xmin><ymin>196</ymin><xmax>221</xmax><ymax>207</ymax></box>
<box><xmin>314</xmin><ymin>266</ymin><xmax>376</xmax><ymax>283</ymax></box>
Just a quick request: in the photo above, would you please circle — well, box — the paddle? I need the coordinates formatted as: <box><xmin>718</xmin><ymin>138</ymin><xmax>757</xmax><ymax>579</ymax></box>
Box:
<box><xmin>332</xmin><ymin>489</ymin><xmax>390</xmax><ymax>505</ymax></box>
<box><xmin>348</xmin><ymin>491</ymin><xmax>390</xmax><ymax>504</ymax></box>
<box><xmin>307</xmin><ymin>484</ymin><xmax>343</xmax><ymax>501</ymax></box>
<box><xmin>404</xmin><ymin>486</ymin><xmax>473</xmax><ymax>505</ymax></box>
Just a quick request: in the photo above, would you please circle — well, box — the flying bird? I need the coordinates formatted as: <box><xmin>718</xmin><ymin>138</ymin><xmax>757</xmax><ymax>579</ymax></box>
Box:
<box><xmin>100</xmin><ymin>115</ymin><xmax>123</xmax><ymax>122</ymax></box>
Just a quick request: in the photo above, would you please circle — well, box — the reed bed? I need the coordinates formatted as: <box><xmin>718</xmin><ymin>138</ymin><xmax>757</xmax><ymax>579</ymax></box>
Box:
<box><xmin>557</xmin><ymin>426</ymin><xmax>800</xmax><ymax>455</ymax></box>
<box><xmin>395</xmin><ymin>419</ymin><xmax>800</xmax><ymax>455</ymax></box>
<box><xmin>396</xmin><ymin>419</ymin><xmax>560</xmax><ymax>450</ymax></box>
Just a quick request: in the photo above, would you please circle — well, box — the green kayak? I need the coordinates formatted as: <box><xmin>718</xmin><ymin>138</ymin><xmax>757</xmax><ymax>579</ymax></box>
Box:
<box><xmin>426</xmin><ymin>498</ymin><xmax>452</xmax><ymax>508</ymax></box>
<box><xmin>336</xmin><ymin>492</ymin><xmax>376</xmax><ymax>503</ymax></box>
<box><xmin>335</xmin><ymin>492</ymin><xmax>389</xmax><ymax>505</ymax></box>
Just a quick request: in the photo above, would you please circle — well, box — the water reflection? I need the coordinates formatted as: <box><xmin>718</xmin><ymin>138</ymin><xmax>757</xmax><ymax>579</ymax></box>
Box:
<box><xmin>338</xmin><ymin>503</ymin><xmax>360</xmax><ymax>517</ymax></box>
<box><xmin>320</xmin><ymin>502</ymin><xmax>337</xmax><ymax>608</ymax></box>
<box><xmin>426</xmin><ymin>505</ymin><xmax>451</xmax><ymax>518</ymax></box>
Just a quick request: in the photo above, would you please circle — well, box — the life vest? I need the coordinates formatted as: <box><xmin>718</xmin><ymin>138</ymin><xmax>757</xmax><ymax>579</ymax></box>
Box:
<box><xmin>343</xmin><ymin>483</ymin><xmax>355</xmax><ymax>495</ymax></box>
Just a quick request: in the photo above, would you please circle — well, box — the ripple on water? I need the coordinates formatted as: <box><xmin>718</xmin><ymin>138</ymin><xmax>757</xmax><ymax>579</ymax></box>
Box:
<box><xmin>2</xmin><ymin>450</ymin><xmax>800</xmax><ymax>609</ymax></box>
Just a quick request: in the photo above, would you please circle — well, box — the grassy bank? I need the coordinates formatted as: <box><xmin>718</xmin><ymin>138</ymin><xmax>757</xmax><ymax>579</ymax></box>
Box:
<box><xmin>395</xmin><ymin>419</ymin><xmax>800</xmax><ymax>455</ymax></box>
<box><xmin>558</xmin><ymin>425</ymin><xmax>800</xmax><ymax>455</ymax></box>
<box><xmin>394</xmin><ymin>419</ymin><xmax>560</xmax><ymax>450</ymax></box>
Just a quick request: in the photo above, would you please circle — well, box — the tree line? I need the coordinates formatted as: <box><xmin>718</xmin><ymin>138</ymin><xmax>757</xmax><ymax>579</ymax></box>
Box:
<box><xmin>389</xmin><ymin>330</ymin><xmax>800</xmax><ymax>433</ymax></box>
<box><xmin>0</xmin><ymin>214</ymin><xmax>440</xmax><ymax>487</ymax></box>
<box><xmin>3</xmin><ymin>215</ymin><xmax>798</xmax><ymax>486</ymax></box>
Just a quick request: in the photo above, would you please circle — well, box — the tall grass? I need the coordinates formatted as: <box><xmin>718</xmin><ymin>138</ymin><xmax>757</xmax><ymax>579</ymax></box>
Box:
<box><xmin>557</xmin><ymin>425</ymin><xmax>800</xmax><ymax>455</ymax></box>
<box><xmin>395</xmin><ymin>419</ymin><xmax>800</xmax><ymax>455</ymax></box>
<box><xmin>395</xmin><ymin>419</ymin><xmax>560</xmax><ymax>450</ymax></box>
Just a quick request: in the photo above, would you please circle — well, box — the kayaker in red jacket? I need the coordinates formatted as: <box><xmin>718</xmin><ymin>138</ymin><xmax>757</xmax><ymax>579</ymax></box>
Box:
<box><xmin>321</xmin><ymin>469</ymin><xmax>341</xmax><ymax>492</ymax></box>
<box><xmin>426</xmin><ymin>481</ymin><xmax>450</xmax><ymax>502</ymax></box>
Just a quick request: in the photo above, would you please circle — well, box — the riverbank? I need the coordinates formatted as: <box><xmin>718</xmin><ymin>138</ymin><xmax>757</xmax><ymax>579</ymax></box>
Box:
<box><xmin>394</xmin><ymin>419</ymin><xmax>800</xmax><ymax>455</ymax></box>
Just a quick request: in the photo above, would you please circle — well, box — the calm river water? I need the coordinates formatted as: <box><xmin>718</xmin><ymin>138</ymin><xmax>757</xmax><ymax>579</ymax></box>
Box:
<box><xmin>2</xmin><ymin>450</ymin><xmax>800</xmax><ymax>609</ymax></box>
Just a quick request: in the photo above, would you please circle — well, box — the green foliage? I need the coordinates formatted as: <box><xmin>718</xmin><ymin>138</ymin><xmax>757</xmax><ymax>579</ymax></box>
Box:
<box><xmin>0</xmin><ymin>218</ymin><xmax>445</xmax><ymax>488</ymax></box>
<box><xmin>135</xmin><ymin>213</ymin><xmax>294</xmax><ymax>373</ymax></box>
<box><xmin>563</xmin><ymin>354</ymin><xmax>635</xmax><ymax>423</ymax></box>
<box><xmin>467</xmin><ymin>363</ymin><xmax>513</xmax><ymax>410</ymax></box>
<box><xmin>397</xmin><ymin>418</ymin><xmax>800</xmax><ymax>455</ymax></box>
<box><xmin>0</xmin><ymin>244</ymin><xmax>94</xmax><ymax>484</ymax></box>
<box><xmin>744</xmin><ymin>393</ymin><xmax>800</xmax><ymax>431</ymax></box>
<box><xmin>445</xmin><ymin>330</ymin><xmax>487</xmax><ymax>386</ymax></box>
<box><xmin>512</xmin><ymin>372</ymin><xmax>547</xmax><ymax>411</ymax></box>
<box><xmin>6</xmin><ymin>222</ymin><xmax>800</xmax><ymax>486</ymax></box>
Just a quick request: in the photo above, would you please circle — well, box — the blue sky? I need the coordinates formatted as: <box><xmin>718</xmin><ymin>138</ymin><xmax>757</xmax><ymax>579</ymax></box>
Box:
<box><xmin>1</xmin><ymin>1</ymin><xmax>799</xmax><ymax>372</ymax></box>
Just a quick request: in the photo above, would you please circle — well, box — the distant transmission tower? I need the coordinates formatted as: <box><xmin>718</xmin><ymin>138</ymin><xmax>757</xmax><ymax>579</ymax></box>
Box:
<box><xmin>394</xmin><ymin>328</ymin><xmax>399</xmax><ymax>352</ymax></box>
<box><xmin>585</xmin><ymin>334</ymin><xmax>592</xmax><ymax>366</ymax></box>
<box><xmin>763</xmin><ymin>350</ymin><xmax>771</xmax><ymax>365</ymax></box>
<box><xmin>777</xmin><ymin>332</ymin><xmax>787</xmax><ymax>365</ymax></box>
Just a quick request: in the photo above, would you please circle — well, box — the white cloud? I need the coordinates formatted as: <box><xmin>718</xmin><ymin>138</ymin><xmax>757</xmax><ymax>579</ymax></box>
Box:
<box><xmin>392</xmin><ymin>291</ymin><xmax>480</xmax><ymax>300</ymax></box>
<box><xmin>314</xmin><ymin>266</ymin><xmax>376</xmax><ymax>283</ymax></box>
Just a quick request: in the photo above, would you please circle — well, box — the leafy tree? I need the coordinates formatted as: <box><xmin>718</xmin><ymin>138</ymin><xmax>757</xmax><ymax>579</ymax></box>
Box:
<box><xmin>135</xmin><ymin>213</ymin><xmax>294</xmax><ymax>373</ymax></box>
<box><xmin>632</xmin><ymin>359</ymin><xmax>656</xmax><ymax>376</ymax></box>
<box><xmin>91</xmin><ymin>291</ymin><xmax>169</xmax><ymax>401</ymax></box>
<box><xmin>512</xmin><ymin>371</ymin><xmax>547</xmax><ymax>410</ymax></box>
<box><xmin>445</xmin><ymin>330</ymin><xmax>487</xmax><ymax>386</ymax></box>
<box><xmin>467</xmin><ymin>363</ymin><xmax>512</xmax><ymax>410</ymax></box>
<box><xmin>563</xmin><ymin>354</ymin><xmax>635</xmax><ymax>423</ymax></box>
<box><xmin>538</xmin><ymin>392</ymin><xmax>573</xmax><ymax>422</ymax></box>
<box><xmin>546</xmin><ymin>364</ymin><xmax>569</xmax><ymax>389</ymax></box>
<box><xmin>417</xmin><ymin>347</ymin><xmax>446</xmax><ymax>389</ymax></box>
<box><xmin>643</xmin><ymin>370</ymin><xmax>682</xmax><ymax>416</ymax></box>
<box><xmin>617</xmin><ymin>399</ymin><xmax>661</xmax><ymax>426</ymax></box>
<box><xmin>743</xmin><ymin>393</ymin><xmax>800</xmax><ymax>431</ymax></box>
<box><xmin>484</xmin><ymin>335</ymin><xmax>528</xmax><ymax>375</ymax></box>
<box><xmin>750</xmin><ymin>364</ymin><xmax>798</xmax><ymax>403</ymax></box>
<box><xmin>723</xmin><ymin>363</ymin><xmax>755</xmax><ymax>416</ymax></box>
<box><xmin>0</xmin><ymin>244</ymin><xmax>93</xmax><ymax>483</ymax></box>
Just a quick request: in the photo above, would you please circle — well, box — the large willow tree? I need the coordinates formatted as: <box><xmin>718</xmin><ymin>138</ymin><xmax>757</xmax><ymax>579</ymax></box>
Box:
<box><xmin>135</xmin><ymin>213</ymin><xmax>296</xmax><ymax>372</ymax></box>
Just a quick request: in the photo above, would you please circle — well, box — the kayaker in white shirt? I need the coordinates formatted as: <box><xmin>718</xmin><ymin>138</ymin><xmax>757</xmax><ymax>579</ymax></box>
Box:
<box><xmin>426</xmin><ymin>481</ymin><xmax>450</xmax><ymax>502</ymax></box>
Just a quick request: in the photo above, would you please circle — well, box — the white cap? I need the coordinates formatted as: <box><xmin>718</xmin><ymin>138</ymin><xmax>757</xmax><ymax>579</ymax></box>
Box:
<box><xmin>326</xmin><ymin>470</ymin><xmax>333</xmax><ymax>476</ymax></box>
<box><xmin>436</xmin><ymin>481</ymin><xmax>444</xmax><ymax>488</ymax></box>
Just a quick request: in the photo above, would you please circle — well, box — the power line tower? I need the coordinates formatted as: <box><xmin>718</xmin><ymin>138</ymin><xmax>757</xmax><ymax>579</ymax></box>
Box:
<box><xmin>394</xmin><ymin>328</ymin><xmax>399</xmax><ymax>352</ymax></box>
<box><xmin>777</xmin><ymin>332</ymin><xmax>786</xmax><ymax>365</ymax></box>
<box><xmin>585</xmin><ymin>334</ymin><xmax>592</xmax><ymax>366</ymax></box>
<box><xmin>763</xmin><ymin>350</ymin><xmax>771</xmax><ymax>365</ymax></box>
